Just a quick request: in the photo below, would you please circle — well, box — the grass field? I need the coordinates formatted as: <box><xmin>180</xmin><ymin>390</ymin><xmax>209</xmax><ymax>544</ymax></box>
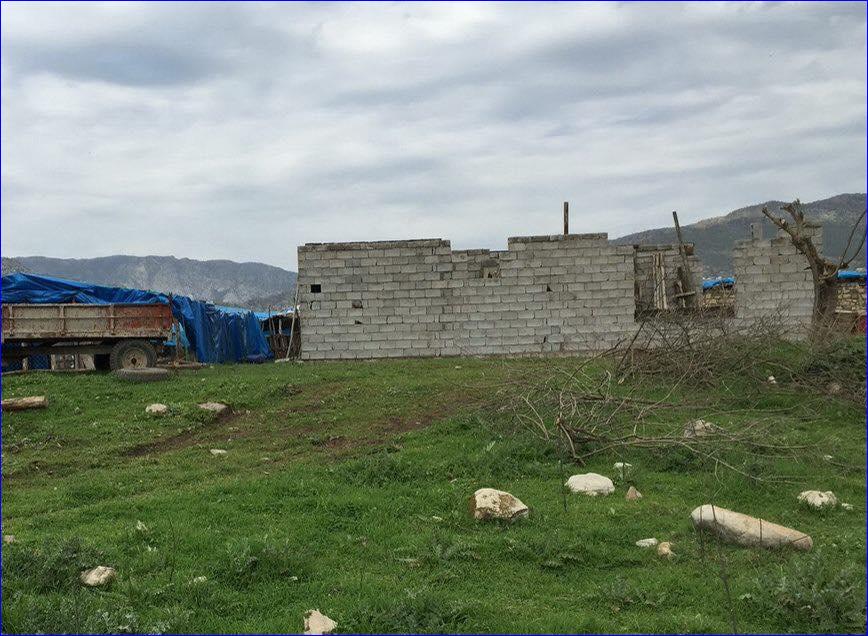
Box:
<box><xmin>1</xmin><ymin>345</ymin><xmax>865</xmax><ymax>633</ymax></box>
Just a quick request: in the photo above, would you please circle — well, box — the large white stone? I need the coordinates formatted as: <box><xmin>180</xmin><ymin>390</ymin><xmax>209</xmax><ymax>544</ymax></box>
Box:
<box><xmin>145</xmin><ymin>403</ymin><xmax>168</xmax><ymax>415</ymax></box>
<box><xmin>198</xmin><ymin>402</ymin><xmax>229</xmax><ymax>414</ymax></box>
<box><xmin>304</xmin><ymin>610</ymin><xmax>337</xmax><ymax>635</ymax></box>
<box><xmin>798</xmin><ymin>490</ymin><xmax>838</xmax><ymax>509</ymax></box>
<box><xmin>468</xmin><ymin>488</ymin><xmax>529</xmax><ymax>521</ymax></box>
<box><xmin>635</xmin><ymin>538</ymin><xmax>658</xmax><ymax>548</ymax></box>
<box><xmin>690</xmin><ymin>504</ymin><xmax>812</xmax><ymax>551</ymax></box>
<box><xmin>683</xmin><ymin>419</ymin><xmax>719</xmax><ymax>438</ymax></box>
<box><xmin>80</xmin><ymin>566</ymin><xmax>116</xmax><ymax>587</ymax></box>
<box><xmin>565</xmin><ymin>473</ymin><xmax>615</xmax><ymax>496</ymax></box>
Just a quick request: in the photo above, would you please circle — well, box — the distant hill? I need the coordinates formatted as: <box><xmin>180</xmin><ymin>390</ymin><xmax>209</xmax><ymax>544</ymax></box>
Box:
<box><xmin>1</xmin><ymin>255</ymin><xmax>297</xmax><ymax>310</ymax></box>
<box><xmin>614</xmin><ymin>193</ymin><xmax>867</xmax><ymax>275</ymax></box>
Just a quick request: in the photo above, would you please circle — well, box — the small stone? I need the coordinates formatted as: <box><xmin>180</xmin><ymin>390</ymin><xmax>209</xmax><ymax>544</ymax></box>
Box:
<box><xmin>431</xmin><ymin>516</ymin><xmax>443</xmax><ymax>522</ymax></box>
<box><xmin>798</xmin><ymin>490</ymin><xmax>838</xmax><ymax>509</ymax></box>
<box><xmin>841</xmin><ymin>503</ymin><xmax>853</xmax><ymax>511</ymax></box>
<box><xmin>766</xmin><ymin>375</ymin><xmax>777</xmax><ymax>385</ymax></box>
<box><xmin>80</xmin><ymin>566</ymin><xmax>117</xmax><ymax>587</ymax></box>
<box><xmin>565</xmin><ymin>473</ymin><xmax>615</xmax><ymax>496</ymax></box>
<box><xmin>625</xmin><ymin>486</ymin><xmax>642</xmax><ymax>501</ymax></box>
<box><xmin>198</xmin><ymin>402</ymin><xmax>229</xmax><ymax>414</ymax></box>
<box><xmin>468</xmin><ymin>488</ymin><xmax>529</xmax><ymax>521</ymax></box>
<box><xmin>145</xmin><ymin>403</ymin><xmax>168</xmax><ymax>415</ymax></box>
<box><xmin>304</xmin><ymin>609</ymin><xmax>337</xmax><ymax>635</ymax></box>
<box><xmin>210</xmin><ymin>449</ymin><xmax>228</xmax><ymax>456</ymax></box>
<box><xmin>690</xmin><ymin>504</ymin><xmax>812</xmax><ymax>551</ymax></box>
<box><xmin>191</xmin><ymin>576</ymin><xmax>208</xmax><ymax>584</ymax></box>
<box><xmin>613</xmin><ymin>462</ymin><xmax>632</xmax><ymax>479</ymax></box>
<box><xmin>135</xmin><ymin>520</ymin><xmax>148</xmax><ymax>532</ymax></box>
<box><xmin>635</xmin><ymin>538</ymin><xmax>658</xmax><ymax>548</ymax></box>
<box><xmin>3</xmin><ymin>534</ymin><xmax>16</xmax><ymax>544</ymax></box>
<box><xmin>827</xmin><ymin>382</ymin><xmax>842</xmax><ymax>395</ymax></box>
<box><xmin>683</xmin><ymin>419</ymin><xmax>719</xmax><ymax>438</ymax></box>
<box><xmin>822</xmin><ymin>454</ymin><xmax>833</xmax><ymax>462</ymax></box>
<box><xmin>657</xmin><ymin>541</ymin><xmax>674</xmax><ymax>559</ymax></box>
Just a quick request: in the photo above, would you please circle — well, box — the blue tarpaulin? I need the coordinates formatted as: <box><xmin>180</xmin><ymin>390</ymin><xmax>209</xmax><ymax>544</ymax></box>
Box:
<box><xmin>1</xmin><ymin>273</ymin><xmax>271</xmax><ymax>363</ymax></box>
<box><xmin>702</xmin><ymin>276</ymin><xmax>735</xmax><ymax>290</ymax></box>
<box><xmin>837</xmin><ymin>270</ymin><xmax>866</xmax><ymax>281</ymax></box>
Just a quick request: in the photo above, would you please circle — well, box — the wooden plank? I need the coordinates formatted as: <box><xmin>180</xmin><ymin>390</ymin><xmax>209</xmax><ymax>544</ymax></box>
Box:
<box><xmin>2</xmin><ymin>396</ymin><xmax>48</xmax><ymax>411</ymax></box>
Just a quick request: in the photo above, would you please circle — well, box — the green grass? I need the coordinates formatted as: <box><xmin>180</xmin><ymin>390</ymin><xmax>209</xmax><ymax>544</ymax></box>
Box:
<box><xmin>1</xmin><ymin>351</ymin><xmax>865</xmax><ymax>633</ymax></box>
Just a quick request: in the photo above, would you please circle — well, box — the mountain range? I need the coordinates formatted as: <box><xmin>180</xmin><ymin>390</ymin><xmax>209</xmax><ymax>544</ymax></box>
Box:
<box><xmin>0</xmin><ymin>255</ymin><xmax>297</xmax><ymax>310</ymax></box>
<box><xmin>2</xmin><ymin>193</ymin><xmax>864</xmax><ymax>307</ymax></box>
<box><xmin>613</xmin><ymin>193</ymin><xmax>866</xmax><ymax>275</ymax></box>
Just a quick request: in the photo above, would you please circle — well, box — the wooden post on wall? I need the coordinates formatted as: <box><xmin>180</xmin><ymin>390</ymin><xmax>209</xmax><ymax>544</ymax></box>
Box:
<box><xmin>563</xmin><ymin>201</ymin><xmax>569</xmax><ymax>235</ymax></box>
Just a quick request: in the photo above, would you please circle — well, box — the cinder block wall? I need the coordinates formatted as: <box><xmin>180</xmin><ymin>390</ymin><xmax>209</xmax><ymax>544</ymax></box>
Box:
<box><xmin>297</xmin><ymin>234</ymin><xmax>636</xmax><ymax>359</ymax></box>
<box><xmin>732</xmin><ymin>228</ymin><xmax>818</xmax><ymax>335</ymax></box>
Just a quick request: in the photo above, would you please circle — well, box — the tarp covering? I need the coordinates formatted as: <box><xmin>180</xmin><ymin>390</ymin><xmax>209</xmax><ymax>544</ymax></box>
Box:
<box><xmin>838</xmin><ymin>270</ymin><xmax>866</xmax><ymax>281</ymax></box>
<box><xmin>1</xmin><ymin>273</ymin><xmax>271</xmax><ymax>363</ymax></box>
<box><xmin>702</xmin><ymin>276</ymin><xmax>735</xmax><ymax>290</ymax></box>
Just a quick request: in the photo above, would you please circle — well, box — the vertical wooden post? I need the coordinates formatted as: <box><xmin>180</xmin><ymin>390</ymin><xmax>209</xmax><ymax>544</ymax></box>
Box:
<box><xmin>672</xmin><ymin>211</ymin><xmax>696</xmax><ymax>308</ymax></box>
<box><xmin>563</xmin><ymin>201</ymin><xmax>569</xmax><ymax>235</ymax></box>
<box><xmin>284</xmin><ymin>284</ymin><xmax>300</xmax><ymax>361</ymax></box>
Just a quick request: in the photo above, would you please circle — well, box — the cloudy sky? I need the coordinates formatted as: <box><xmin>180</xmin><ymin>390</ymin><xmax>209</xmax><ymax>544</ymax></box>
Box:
<box><xmin>2</xmin><ymin>1</ymin><xmax>865</xmax><ymax>270</ymax></box>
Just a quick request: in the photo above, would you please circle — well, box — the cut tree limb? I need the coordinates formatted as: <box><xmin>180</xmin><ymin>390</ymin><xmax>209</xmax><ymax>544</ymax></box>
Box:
<box><xmin>2</xmin><ymin>396</ymin><xmax>48</xmax><ymax>411</ymax></box>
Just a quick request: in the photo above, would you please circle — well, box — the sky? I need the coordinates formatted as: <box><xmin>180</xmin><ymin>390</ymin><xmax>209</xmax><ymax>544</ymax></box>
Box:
<box><xmin>1</xmin><ymin>1</ymin><xmax>866</xmax><ymax>271</ymax></box>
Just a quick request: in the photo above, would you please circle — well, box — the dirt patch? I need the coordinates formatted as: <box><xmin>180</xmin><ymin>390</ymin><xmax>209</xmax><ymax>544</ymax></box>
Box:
<box><xmin>122</xmin><ymin>409</ymin><xmax>237</xmax><ymax>457</ymax></box>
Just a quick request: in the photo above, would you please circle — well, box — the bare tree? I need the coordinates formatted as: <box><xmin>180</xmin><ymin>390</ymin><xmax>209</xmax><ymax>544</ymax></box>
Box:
<box><xmin>761</xmin><ymin>200</ymin><xmax>866</xmax><ymax>331</ymax></box>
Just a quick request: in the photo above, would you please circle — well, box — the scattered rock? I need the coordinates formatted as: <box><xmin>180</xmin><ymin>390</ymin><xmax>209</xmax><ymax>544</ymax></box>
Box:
<box><xmin>798</xmin><ymin>490</ymin><xmax>838</xmax><ymax>509</ymax></box>
<box><xmin>145</xmin><ymin>403</ymin><xmax>168</xmax><ymax>415</ymax></box>
<box><xmin>683</xmin><ymin>419</ymin><xmax>719</xmax><ymax>438</ymax></box>
<box><xmin>613</xmin><ymin>462</ymin><xmax>633</xmax><ymax>479</ymax></box>
<box><xmin>827</xmin><ymin>382</ymin><xmax>842</xmax><ymax>395</ymax></box>
<box><xmin>625</xmin><ymin>485</ymin><xmax>642</xmax><ymax>501</ymax></box>
<box><xmin>822</xmin><ymin>454</ymin><xmax>834</xmax><ymax>462</ymax></box>
<box><xmin>841</xmin><ymin>502</ymin><xmax>853</xmax><ymax>511</ymax></box>
<box><xmin>190</xmin><ymin>576</ymin><xmax>208</xmax><ymax>584</ymax></box>
<box><xmin>635</xmin><ymin>538</ymin><xmax>658</xmax><ymax>548</ymax></box>
<box><xmin>766</xmin><ymin>375</ymin><xmax>777</xmax><ymax>385</ymax></box>
<box><xmin>210</xmin><ymin>449</ymin><xmax>228</xmax><ymax>456</ymax></box>
<box><xmin>468</xmin><ymin>488</ymin><xmax>529</xmax><ymax>521</ymax></box>
<box><xmin>199</xmin><ymin>402</ymin><xmax>229</xmax><ymax>414</ymax></box>
<box><xmin>303</xmin><ymin>609</ymin><xmax>337</xmax><ymax>635</ymax></box>
<box><xmin>690</xmin><ymin>504</ymin><xmax>812</xmax><ymax>551</ymax></box>
<box><xmin>1</xmin><ymin>396</ymin><xmax>48</xmax><ymax>411</ymax></box>
<box><xmin>657</xmin><ymin>541</ymin><xmax>674</xmax><ymax>559</ymax></box>
<box><xmin>565</xmin><ymin>473</ymin><xmax>615</xmax><ymax>496</ymax></box>
<box><xmin>80</xmin><ymin>566</ymin><xmax>117</xmax><ymax>587</ymax></box>
<box><xmin>135</xmin><ymin>520</ymin><xmax>148</xmax><ymax>532</ymax></box>
<box><xmin>3</xmin><ymin>534</ymin><xmax>16</xmax><ymax>544</ymax></box>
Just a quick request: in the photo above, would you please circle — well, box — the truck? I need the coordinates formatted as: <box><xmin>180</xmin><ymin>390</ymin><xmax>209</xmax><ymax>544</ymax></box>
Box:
<box><xmin>1</xmin><ymin>302</ymin><xmax>174</xmax><ymax>371</ymax></box>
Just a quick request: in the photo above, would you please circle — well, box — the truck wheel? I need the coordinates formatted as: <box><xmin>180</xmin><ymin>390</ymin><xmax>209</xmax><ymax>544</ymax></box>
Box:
<box><xmin>110</xmin><ymin>340</ymin><xmax>157</xmax><ymax>370</ymax></box>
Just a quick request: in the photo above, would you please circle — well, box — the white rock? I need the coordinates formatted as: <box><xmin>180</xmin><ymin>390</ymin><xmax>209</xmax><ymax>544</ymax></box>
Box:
<box><xmin>304</xmin><ymin>609</ymin><xmax>337</xmax><ymax>635</ymax></box>
<box><xmin>613</xmin><ymin>462</ymin><xmax>633</xmax><ymax>479</ymax></box>
<box><xmin>145</xmin><ymin>403</ymin><xmax>168</xmax><ymax>415</ymax></box>
<box><xmin>657</xmin><ymin>541</ymin><xmax>674</xmax><ymax>559</ymax></box>
<box><xmin>766</xmin><ymin>375</ymin><xmax>777</xmax><ymax>385</ymax></box>
<box><xmin>210</xmin><ymin>449</ymin><xmax>228</xmax><ymax>456</ymax></box>
<box><xmin>798</xmin><ymin>490</ymin><xmax>838</xmax><ymax>509</ymax></box>
<box><xmin>683</xmin><ymin>419</ymin><xmax>719</xmax><ymax>438</ymax></box>
<box><xmin>191</xmin><ymin>576</ymin><xmax>208</xmax><ymax>584</ymax></box>
<box><xmin>625</xmin><ymin>485</ymin><xmax>642</xmax><ymax>501</ymax></box>
<box><xmin>135</xmin><ymin>520</ymin><xmax>148</xmax><ymax>532</ymax></box>
<box><xmin>565</xmin><ymin>473</ymin><xmax>615</xmax><ymax>496</ymax></box>
<box><xmin>690</xmin><ymin>504</ymin><xmax>812</xmax><ymax>551</ymax></box>
<box><xmin>841</xmin><ymin>502</ymin><xmax>853</xmax><ymax>511</ymax></box>
<box><xmin>822</xmin><ymin>454</ymin><xmax>834</xmax><ymax>462</ymax></box>
<box><xmin>80</xmin><ymin>566</ymin><xmax>117</xmax><ymax>587</ymax></box>
<box><xmin>635</xmin><ymin>538</ymin><xmax>658</xmax><ymax>548</ymax></box>
<box><xmin>468</xmin><ymin>488</ymin><xmax>529</xmax><ymax>521</ymax></box>
<box><xmin>198</xmin><ymin>402</ymin><xmax>229</xmax><ymax>414</ymax></box>
<box><xmin>3</xmin><ymin>534</ymin><xmax>15</xmax><ymax>544</ymax></box>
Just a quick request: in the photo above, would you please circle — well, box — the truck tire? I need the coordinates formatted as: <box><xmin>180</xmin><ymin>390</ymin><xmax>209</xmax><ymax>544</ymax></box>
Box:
<box><xmin>109</xmin><ymin>340</ymin><xmax>157</xmax><ymax>370</ymax></box>
<box><xmin>113</xmin><ymin>367</ymin><xmax>171</xmax><ymax>382</ymax></box>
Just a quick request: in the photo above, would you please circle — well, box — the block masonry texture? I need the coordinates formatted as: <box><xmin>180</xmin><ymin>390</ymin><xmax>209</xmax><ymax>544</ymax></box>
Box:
<box><xmin>298</xmin><ymin>229</ymin><xmax>819</xmax><ymax>360</ymax></box>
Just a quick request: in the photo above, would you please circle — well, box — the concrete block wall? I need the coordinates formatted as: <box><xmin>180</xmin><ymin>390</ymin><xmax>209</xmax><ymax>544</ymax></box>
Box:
<box><xmin>732</xmin><ymin>228</ymin><xmax>817</xmax><ymax>336</ymax></box>
<box><xmin>298</xmin><ymin>233</ymin><xmax>636</xmax><ymax>359</ymax></box>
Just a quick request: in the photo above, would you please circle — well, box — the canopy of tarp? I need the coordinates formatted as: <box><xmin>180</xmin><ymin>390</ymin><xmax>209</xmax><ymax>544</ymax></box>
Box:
<box><xmin>838</xmin><ymin>270</ymin><xmax>866</xmax><ymax>281</ymax></box>
<box><xmin>1</xmin><ymin>273</ymin><xmax>271</xmax><ymax>363</ymax></box>
<box><xmin>702</xmin><ymin>276</ymin><xmax>735</xmax><ymax>290</ymax></box>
